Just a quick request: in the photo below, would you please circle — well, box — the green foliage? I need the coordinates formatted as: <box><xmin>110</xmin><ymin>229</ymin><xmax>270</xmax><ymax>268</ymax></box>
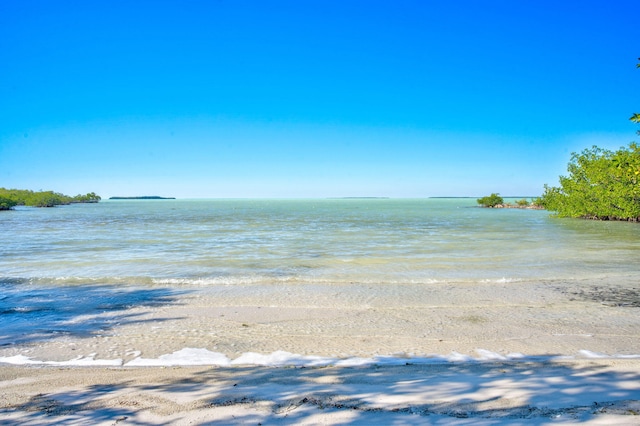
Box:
<box><xmin>539</xmin><ymin>143</ymin><xmax>640</xmax><ymax>221</ymax></box>
<box><xmin>72</xmin><ymin>192</ymin><xmax>101</xmax><ymax>203</ymax></box>
<box><xmin>0</xmin><ymin>196</ymin><xmax>18</xmax><ymax>210</ymax></box>
<box><xmin>477</xmin><ymin>193</ymin><xmax>504</xmax><ymax>208</ymax></box>
<box><xmin>26</xmin><ymin>191</ymin><xmax>69</xmax><ymax>207</ymax></box>
<box><xmin>515</xmin><ymin>198</ymin><xmax>530</xmax><ymax>207</ymax></box>
<box><xmin>531</xmin><ymin>197</ymin><xmax>544</xmax><ymax>207</ymax></box>
<box><xmin>0</xmin><ymin>188</ymin><xmax>101</xmax><ymax>208</ymax></box>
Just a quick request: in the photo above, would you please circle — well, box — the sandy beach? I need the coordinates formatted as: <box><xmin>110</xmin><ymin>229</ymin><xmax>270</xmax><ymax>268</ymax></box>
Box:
<box><xmin>1</xmin><ymin>360</ymin><xmax>640</xmax><ymax>425</ymax></box>
<box><xmin>1</xmin><ymin>280</ymin><xmax>640</xmax><ymax>424</ymax></box>
<box><xmin>2</xmin><ymin>280</ymin><xmax>639</xmax><ymax>362</ymax></box>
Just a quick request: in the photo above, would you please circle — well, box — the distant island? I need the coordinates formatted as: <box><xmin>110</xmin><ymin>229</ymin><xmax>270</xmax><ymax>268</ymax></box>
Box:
<box><xmin>109</xmin><ymin>196</ymin><xmax>176</xmax><ymax>200</ymax></box>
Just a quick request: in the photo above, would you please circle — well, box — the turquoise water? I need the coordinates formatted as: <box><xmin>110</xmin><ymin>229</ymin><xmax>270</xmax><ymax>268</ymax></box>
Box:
<box><xmin>2</xmin><ymin>198</ymin><xmax>639</xmax><ymax>287</ymax></box>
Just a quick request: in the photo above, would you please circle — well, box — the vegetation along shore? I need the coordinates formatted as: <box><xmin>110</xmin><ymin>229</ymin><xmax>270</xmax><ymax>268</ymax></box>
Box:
<box><xmin>475</xmin><ymin>141</ymin><xmax>639</xmax><ymax>221</ymax></box>
<box><xmin>0</xmin><ymin>188</ymin><xmax>100</xmax><ymax>210</ymax></box>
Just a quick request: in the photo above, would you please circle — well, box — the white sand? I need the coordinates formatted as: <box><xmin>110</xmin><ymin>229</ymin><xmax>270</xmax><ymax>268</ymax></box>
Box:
<box><xmin>1</xmin><ymin>360</ymin><xmax>640</xmax><ymax>424</ymax></box>
<box><xmin>1</xmin><ymin>280</ymin><xmax>639</xmax><ymax>424</ymax></box>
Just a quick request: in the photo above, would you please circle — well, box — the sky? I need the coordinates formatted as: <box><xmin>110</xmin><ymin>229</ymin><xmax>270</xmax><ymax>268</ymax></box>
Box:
<box><xmin>1</xmin><ymin>0</ymin><xmax>638</xmax><ymax>198</ymax></box>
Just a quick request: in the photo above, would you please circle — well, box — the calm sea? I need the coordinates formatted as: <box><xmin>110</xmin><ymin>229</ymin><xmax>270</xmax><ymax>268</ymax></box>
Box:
<box><xmin>2</xmin><ymin>198</ymin><xmax>639</xmax><ymax>288</ymax></box>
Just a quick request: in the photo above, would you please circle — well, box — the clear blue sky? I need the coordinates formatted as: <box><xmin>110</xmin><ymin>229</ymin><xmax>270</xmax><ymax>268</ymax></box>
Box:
<box><xmin>1</xmin><ymin>0</ymin><xmax>638</xmax><ymax>198</ymax></box>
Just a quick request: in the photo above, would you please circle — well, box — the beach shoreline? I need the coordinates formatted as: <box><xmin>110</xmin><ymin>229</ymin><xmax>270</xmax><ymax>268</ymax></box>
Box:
<box><xmin>2</xmin><ymin>279</ymin><xmax>639</xmax><ymax>364</ymax></box>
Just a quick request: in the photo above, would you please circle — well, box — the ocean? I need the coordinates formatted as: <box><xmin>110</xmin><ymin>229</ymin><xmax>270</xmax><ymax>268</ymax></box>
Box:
<box><xmin>2</xmin><ymin>198</ymin><xmax>640</xmax><ymax>285</ymax></box>
<box><xmin>1</xmin><ymin>198</ymin><xmax>639</xmax><ymax>363</ymax></box>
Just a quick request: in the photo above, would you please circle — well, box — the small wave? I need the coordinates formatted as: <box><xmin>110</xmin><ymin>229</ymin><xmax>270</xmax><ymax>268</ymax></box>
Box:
<box><xmin>149</xmin><ymin>275</ymin><xmax>544</xmax><ymax>287</ymax></box>
<box><xmin>1</xmin><ymin>276</ymin><xmax>159</xmax><ymax>287</ymax></box>
<box><xmin>1</xmin><ymin>274</ymin><xmax>622</xmax><ymax>290</ymax></box>
<box><xmin>152</xmin><ymin>275</ymin><xmax>312</xmax><ymax>287</ymax></box>
<box><xmin>151</xmin><ymin>276</ymin><xmax>447</xmax><ymax>286</ymax></box>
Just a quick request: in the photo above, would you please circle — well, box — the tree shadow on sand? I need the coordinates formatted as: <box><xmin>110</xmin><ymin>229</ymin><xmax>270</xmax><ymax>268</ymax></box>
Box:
<box><xmin>175</xmin><ymin>361</ymin><xmax>640</xmax><ymax>424</ymax></box>
<box><xmin>0</xmin><ymin>279</ymin><xmax>185</xmax><ymax>347</ymax></box>
<box><xmin>4</xmin><ymin>359</ymin><xmax>640</xmax><ymax>424</ymax></box>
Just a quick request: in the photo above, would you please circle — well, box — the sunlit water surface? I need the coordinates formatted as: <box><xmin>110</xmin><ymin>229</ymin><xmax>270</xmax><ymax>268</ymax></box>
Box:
<box><xmin>3</xmin><ymin>198</ymin><xmax>639</xmax><ymax>284</ymax></box>
<box><xmin>1</xmin><ymin>198</ymin><xmax>639</xmax><ymax>346</ymax></box>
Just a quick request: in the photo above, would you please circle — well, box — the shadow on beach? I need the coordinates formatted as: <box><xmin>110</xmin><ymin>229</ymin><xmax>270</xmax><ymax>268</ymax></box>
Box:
<box><xmin>0</xmin><ymin>279</ymin><xmax>185</xmax><ymax>347</ymax></box>
<box><xmin>2</xmin><ymin>360</ymin><xmax>640</xmax><ymax>424</ymax></box>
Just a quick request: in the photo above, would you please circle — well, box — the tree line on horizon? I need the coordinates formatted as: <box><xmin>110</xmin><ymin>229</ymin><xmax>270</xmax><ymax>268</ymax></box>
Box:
<box><xmin>0</xmin><ymin>188</ymin><xmax>101</xmax><ymax>210</ymax></box>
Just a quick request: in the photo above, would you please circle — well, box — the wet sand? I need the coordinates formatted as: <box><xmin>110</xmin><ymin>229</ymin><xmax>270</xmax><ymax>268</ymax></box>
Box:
<box><xmin>2</xmin><ymin>280</ymin><xmax>638</xmax><ymax>362</ymax></box>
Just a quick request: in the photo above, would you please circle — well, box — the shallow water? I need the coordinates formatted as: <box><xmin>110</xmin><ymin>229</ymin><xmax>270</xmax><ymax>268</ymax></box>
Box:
<box><xmin>2</xmin><ymin>198</ymin><xmax>639</xmax><ymax>285</ymax></box>
<box><xmin>1</xmin><ymin>199</ymin><xmax>639</xmax><ymax>361</ymax></box>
